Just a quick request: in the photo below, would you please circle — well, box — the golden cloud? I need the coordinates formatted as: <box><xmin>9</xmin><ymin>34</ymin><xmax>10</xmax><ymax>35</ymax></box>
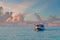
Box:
<box><xmin>6</xmin><ymin>17</ymin><xmax>12</xmax><ymax>22</ymax></box>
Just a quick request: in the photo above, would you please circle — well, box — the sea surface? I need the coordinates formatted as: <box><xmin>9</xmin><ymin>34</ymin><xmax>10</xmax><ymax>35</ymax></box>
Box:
<box><xmin>0</xmin><ymin>26</ymin><xmax>60</xmax><ymax>40</ymax></box>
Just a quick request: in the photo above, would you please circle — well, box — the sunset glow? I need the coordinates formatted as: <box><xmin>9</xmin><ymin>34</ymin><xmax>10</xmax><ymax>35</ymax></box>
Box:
<box><xmin>0</xmin><ymin>0</ymin><xmax>60</xmax><ymax>26</ymax></box>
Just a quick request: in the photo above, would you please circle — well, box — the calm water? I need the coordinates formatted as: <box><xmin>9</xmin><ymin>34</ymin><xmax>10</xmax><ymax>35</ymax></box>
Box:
<box><xmin>0</xmin><ymin>26</ymin><xmax>60</xmax><ymax>40</ymax></box>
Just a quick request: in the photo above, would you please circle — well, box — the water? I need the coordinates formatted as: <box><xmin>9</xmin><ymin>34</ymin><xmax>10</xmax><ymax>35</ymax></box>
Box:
<box><xmin>0</xmin><ymin>26</ymin><xmax>60</xmax><ymax>40</ymax></box>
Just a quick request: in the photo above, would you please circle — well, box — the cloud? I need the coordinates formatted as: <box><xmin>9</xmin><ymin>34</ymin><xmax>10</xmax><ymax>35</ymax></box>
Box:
<box><xmin>0</xmin><ymin>0</ymin><xmax>46</xmax><ymax>22</ymax></box>
<box><xmin>30</xmin><ymin>3</ymin><xmax>48</xmax><ymax>13</ymax></box>
<box><xmin>0</xmin><ymin>1</ymin><xmax>3</xmax><ymax>6</ymax></box>
<box><xmin>24</xmin><ymin>3</ymin><xmax>48</xmax><ymax>21</ymax></box>
<box><xmin>0</xmin><ymin>0</ymin><xmax>38</xmax><ymax>14</ymax></box>
<box><xmin>0</xmin><ymin>0</ymin><xmax>55</xmax><ymax>14</ymax></box>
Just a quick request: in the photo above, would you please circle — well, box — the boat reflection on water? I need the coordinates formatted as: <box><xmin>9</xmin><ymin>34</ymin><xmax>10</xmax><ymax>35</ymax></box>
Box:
<box><xmin>34</xmin><ymin>24</ymin><xmax>45</xmax><ymax>32</ymax></box>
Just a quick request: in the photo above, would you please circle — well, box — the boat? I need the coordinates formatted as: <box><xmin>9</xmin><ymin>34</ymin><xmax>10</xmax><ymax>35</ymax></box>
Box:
<box><xmin>34</xmin><ymin>24</ymin><xmax>45</xmax><ymax>31</ymax></box>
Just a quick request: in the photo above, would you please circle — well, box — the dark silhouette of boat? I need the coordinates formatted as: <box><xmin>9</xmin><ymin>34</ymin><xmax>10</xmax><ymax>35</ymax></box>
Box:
<box><xmin>34</xmin><ymin>24</ymin><xmax>45</xmax><ymax>31</ymax></box>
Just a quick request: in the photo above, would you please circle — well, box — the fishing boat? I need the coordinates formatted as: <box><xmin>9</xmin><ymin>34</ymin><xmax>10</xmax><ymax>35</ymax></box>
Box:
<box><xmin>34</xmin><ymin>24</ymin><xmax>45</xmax><ymax>31</ymax></box>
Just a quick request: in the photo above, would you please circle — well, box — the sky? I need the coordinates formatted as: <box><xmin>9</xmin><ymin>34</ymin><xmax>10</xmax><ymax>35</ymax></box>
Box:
<box><xmin>0</xmin><ymin>0</ymin><xmax>60</xmax><ymax>21</ymax></box>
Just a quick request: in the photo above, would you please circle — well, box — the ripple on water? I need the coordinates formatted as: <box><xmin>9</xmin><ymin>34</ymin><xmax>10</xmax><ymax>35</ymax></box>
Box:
<box><xmin>0</xmin><ymin>26</ymin><xmax>60</xmax><ymax>40</ymax></box>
